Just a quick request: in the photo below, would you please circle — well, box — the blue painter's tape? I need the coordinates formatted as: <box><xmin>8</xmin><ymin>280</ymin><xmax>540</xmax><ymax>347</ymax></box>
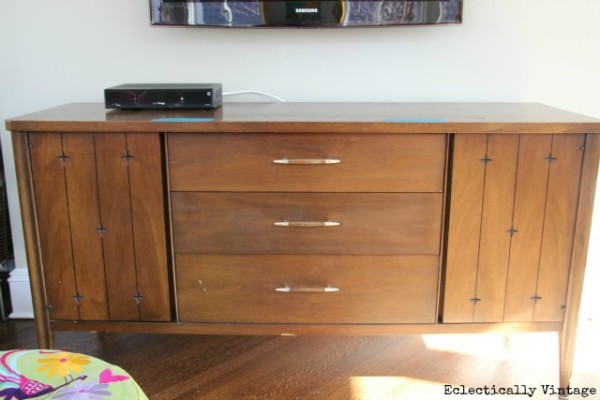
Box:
<box><xmin>383</xmin><ymin>118</ymin><xmax>445</xmax><ymax>123</ymax></box>
<box><xmin>152</xmin><ymin>117</ymin><xmax>214</xmax><ymax>123</ymax></box>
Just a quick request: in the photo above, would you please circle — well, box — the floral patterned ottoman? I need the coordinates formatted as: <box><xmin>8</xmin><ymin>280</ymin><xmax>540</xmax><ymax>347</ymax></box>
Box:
<box><xmin>0</xmin><ymin>349</ymin><xmax>148</xmax><ymax>399</ymax></box>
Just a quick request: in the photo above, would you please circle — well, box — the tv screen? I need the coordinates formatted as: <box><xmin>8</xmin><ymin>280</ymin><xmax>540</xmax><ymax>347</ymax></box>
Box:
<box><xmin>150</xmin><ymin>0</ymin><xmax>463</xmax><ymax>28</ymax></box>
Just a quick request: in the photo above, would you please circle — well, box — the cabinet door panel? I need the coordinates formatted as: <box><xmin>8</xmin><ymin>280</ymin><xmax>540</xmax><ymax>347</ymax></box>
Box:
<box><xmin>95</xmin><ymin>134</ymin><xmax>140</xmax><ymax>321</ymax></box>
<box><xmin>127</xmin><ymin>133</ymin><xmax>171</xmax><ymax>321</ymax></box>
<box><xmin>504</xmin><ymin>135</ymin><xmax>552</xmax><ymax>322</ymax></box>
<box><xmin>62</xmin><ymin>134</ymin><xmax>108</xmax><ymax>320</ymax></box>
<box><xmin>473</xmin><ymin>135</ymin><xmax>519</xmax><ymax>322</ymax></box>
<box><xmin>444</xmin><ymin>134</ymin><xmax>584</xmax><ymax>323</ymax></box>
<box><xmin>31</xmin><ymin>132</ymin><xmax>170</xmax><ymax>322</ymax></box>
<box><xmin>443</xmin><ymin>135</ymin><xmax>487</xmax><ymax>322</ymax></box>
<box><xmin>535</xmin><ymin>135</ymin><xmax>584</xmax><ymax>321</ymax></box>
<box><xmin>29</xmin><ymin>133</ymin><xmax>79</xmax><ymax>320</ymax></box>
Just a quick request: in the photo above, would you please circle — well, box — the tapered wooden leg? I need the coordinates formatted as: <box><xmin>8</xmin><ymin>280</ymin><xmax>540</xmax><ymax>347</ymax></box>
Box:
<box><xmin>559</xmin><ymin>329</ymin><xmax>575</xmax><ymax>392</ymax></box>
<box><xmin>12</xmin><ymin>132</ymin><xmax>53</xmax><ymax>349</ymax></box>
<box><xmin>34</xmin><ymin>319</ymin><xmax>53</xmax><ymax>349</ymax></box>
<box><xmin>35</xmin><ymin>326</ymin><xmax>55</xmax><ymax>349</ymax></box>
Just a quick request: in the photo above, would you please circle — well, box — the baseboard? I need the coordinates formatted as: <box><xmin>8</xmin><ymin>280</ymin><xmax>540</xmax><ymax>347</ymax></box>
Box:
<box><xmin>7</xmin><ymin>268</ymin><xmax>34</xmax><ymax>319</ymax></box>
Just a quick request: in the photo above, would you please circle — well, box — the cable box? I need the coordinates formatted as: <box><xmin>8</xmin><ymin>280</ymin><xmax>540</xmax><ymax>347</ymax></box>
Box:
<box><xmin>104</xmin><ymin>83</ymin><xmax>222</xmax><ymax>110</ymax></box>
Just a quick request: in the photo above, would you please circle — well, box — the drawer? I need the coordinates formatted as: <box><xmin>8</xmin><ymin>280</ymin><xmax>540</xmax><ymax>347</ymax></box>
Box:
<box><xmin>168</xmin><ymin>133</ymin><xmax>446</xmax><ymax>192</ymax></box>
<box><xmin>176</xmin><ymin>255</ymin><xmax>439</xmax><ymax>324</ymax></box>
<box><xmin>172</xmin><ymin>192</ymin><xmax>443</xmax><ymax>255</ymax></box>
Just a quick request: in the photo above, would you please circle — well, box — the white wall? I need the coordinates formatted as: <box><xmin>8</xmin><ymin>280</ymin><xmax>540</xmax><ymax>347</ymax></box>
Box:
<box><xmin>0</xmin><ymin>0</ymin><xmax>599</xmax><ymax>318</ymax></box>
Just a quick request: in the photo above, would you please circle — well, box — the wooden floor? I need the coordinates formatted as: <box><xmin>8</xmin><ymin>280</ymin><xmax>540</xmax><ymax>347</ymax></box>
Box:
<box><xmin>2</xmin><ymin>319</ymin><xmax>599</xmax><ymax>399</ymax></box>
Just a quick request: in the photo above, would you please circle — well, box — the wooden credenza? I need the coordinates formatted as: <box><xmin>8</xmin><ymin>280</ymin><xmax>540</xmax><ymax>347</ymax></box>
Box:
<box><xmin>6</xmin><ymin>102</ymin><xmax>600</xmax><ymax>388</ymax></box>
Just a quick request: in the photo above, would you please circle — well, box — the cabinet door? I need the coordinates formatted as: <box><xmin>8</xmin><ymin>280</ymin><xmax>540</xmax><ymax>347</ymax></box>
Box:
<box><xmin>29</xmin><ymin>132</ymin><xmax>170</xmax><ymax>322</ymax></box>
<box><xmin>443</xmin><ymin>134</ymin><xmax>584</xmax><ymax>323</ymax></box>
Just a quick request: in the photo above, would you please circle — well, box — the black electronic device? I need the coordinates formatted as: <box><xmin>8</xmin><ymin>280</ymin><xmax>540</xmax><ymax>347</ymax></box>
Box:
<box><xmin>104</xmin><ymin>83</ymin><xmax>222</xmax><ymax>110</ymax></box>
<box><xmin>150</xmin><ymin>0</ymin><xmax>462</xmax><ymax>28</ymax></box>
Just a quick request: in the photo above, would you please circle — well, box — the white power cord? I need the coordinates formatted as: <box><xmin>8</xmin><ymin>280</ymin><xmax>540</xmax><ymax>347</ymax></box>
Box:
<box><xmin>223</xmin><ymin>90</ymin><xmax>287</xmax><ymax>103</ymax></box>
<box><xmin>221</xmin><ymin>0</ymin><xmax>233</xmax><ymax>25</ymax></box>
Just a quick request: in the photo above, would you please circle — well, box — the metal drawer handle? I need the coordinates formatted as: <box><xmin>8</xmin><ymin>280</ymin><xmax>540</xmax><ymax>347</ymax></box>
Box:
<box><xmin>275</xmin><ymin>285</ymin><xmax>340</xmax><ymax>293</ymax></box>
<box><xmin>273</xmin><ymin>158</ymin><xmax>341</xmax><ymax>165</ymax></box>
<box><xmin>273</xmin><ymin>221</ymin><xmax>341</xmax><ymax>227</ymax></box>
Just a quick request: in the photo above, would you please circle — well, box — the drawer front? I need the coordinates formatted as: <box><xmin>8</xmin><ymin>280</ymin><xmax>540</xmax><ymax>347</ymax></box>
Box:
<box><xmin>168</xmin><ymin>133</ymin><xmax>446</xmax><ymax>192</ymax></box>
<box><xmin>176</xmin><ymin>255</ymin><xmax>439</xmax><ymax>324</ymax></box>
<box><xmin>172</xmin><ymin>192</ymin><xmax>443</xmax><ymax>255</ymax></box>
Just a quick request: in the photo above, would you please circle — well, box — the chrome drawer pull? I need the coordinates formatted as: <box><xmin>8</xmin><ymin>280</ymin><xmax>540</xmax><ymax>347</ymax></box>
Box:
<box><xmin>275</xmin><ymin>285</ymin><xmax>340</xmax><ymax>293</ymax></box>
<box><xmin>273</xmin><ymin>158</ymin><xmax>341</xmax><ymax>165</ymax></box>
<box><xmin>273</xmin><ymin>221</ymin><xmax>341</xmax><ymax>227</ymax></box>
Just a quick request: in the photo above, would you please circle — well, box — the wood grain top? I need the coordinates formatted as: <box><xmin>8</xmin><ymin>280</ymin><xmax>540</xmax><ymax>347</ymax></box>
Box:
<box><xmin>6</xmin><ymin>102</ymin><xmax>600</xmax><ymax>134</ymax></box>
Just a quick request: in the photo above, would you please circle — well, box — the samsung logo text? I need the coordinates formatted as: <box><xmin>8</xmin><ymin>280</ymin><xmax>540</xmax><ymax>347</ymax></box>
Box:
<box><xmin>295</xmin><ymin>8</ymin><xmax>319</xmax><ymax>14</ymax></box>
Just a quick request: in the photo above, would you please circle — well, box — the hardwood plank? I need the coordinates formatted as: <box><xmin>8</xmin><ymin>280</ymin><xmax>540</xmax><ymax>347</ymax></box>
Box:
<box><xmin>28</xmin><ymin>133</ymin><xmax>79</xmax><ymax>321</ymax></box>
<box><xmin>95</xmin><ymin>133</ymin><xmax>140</xmax><ymax>321</ymax></box>
<box><xmin>443</xmin><ymin>134</ymin><xmax>487</xmax><ymax>322</ymax></box>
<box><xmin>126</xmin><ymin>133</ymin><xmax>171</xmax><ymax>322</ymax></box>
<box><xmin>503</xmin><ymin>135</ymin><xmax>552</xmax><ymax>322</ymax></box>
<box><xmin>127</xmin><ymin>335</ymin><xmax>265</xmax><ymax>399</ymax></box>
<box><xmin>536</xmin><ymin>135</ymin><xmax>585</xmax><ymax>321</ymax></box>
<box><xmin>173</xmin><ymin>336</ymin><xmax>379</xmax><ymax>400</ymax></box>
<box><xmin>172</xmin><ymin>192</ymin><xmax>443</xmax><ymax>255</ymax></box>
<box><xmin>474</xmin><ymin>135</ymin><xmax>519</xmax><ymax>322</ymax></box>
<box><xmin>2</xmin><ymin>320</ymin><xmax>587</xmax><ymax>400</ymax></box>
<box><xmin>62</xmin><ymin>133</ymin><xmax>108</xmax><ymax>321</ymax></box>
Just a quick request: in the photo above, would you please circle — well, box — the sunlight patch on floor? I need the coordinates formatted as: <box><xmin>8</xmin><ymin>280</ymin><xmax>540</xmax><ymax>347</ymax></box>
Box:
<box><xmin>572</xmin><ymin>318</ymin><xmax>600</xmax><ymax>377</ymax></box>
<box><xmin>350</xmin><ymin>376</ymin><xmax>443</xmax><ymax>400</ymax></box>
<box><xmin>349</xmin><ymin>376</ymin><xmax>570</xmax><ymax>400</ymax></box>
<box><xmin>420</xmin><ymin>332</ymin><xmax>557</xmax><ymax>361</ymax></box>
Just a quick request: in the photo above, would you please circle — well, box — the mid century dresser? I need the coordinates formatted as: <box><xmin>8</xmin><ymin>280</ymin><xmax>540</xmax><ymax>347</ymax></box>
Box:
<box><xmin>6</xmin><ymin>102</ymin><xmax>600</xmax><ymax>389</ymax></box>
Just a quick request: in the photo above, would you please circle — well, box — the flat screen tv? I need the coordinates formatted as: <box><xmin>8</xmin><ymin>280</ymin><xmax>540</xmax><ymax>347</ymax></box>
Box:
<box><xmin>150</xmin><ymin>0</ymin><xmax>463</xmax><ymax>28</ymax></box>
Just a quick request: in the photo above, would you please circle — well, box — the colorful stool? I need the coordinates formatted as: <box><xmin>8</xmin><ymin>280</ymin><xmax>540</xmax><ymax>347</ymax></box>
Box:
<box><xmin>0</xmin><ymin>349</ymin><xmax>148</xmax><ymax>399</ymax></box>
